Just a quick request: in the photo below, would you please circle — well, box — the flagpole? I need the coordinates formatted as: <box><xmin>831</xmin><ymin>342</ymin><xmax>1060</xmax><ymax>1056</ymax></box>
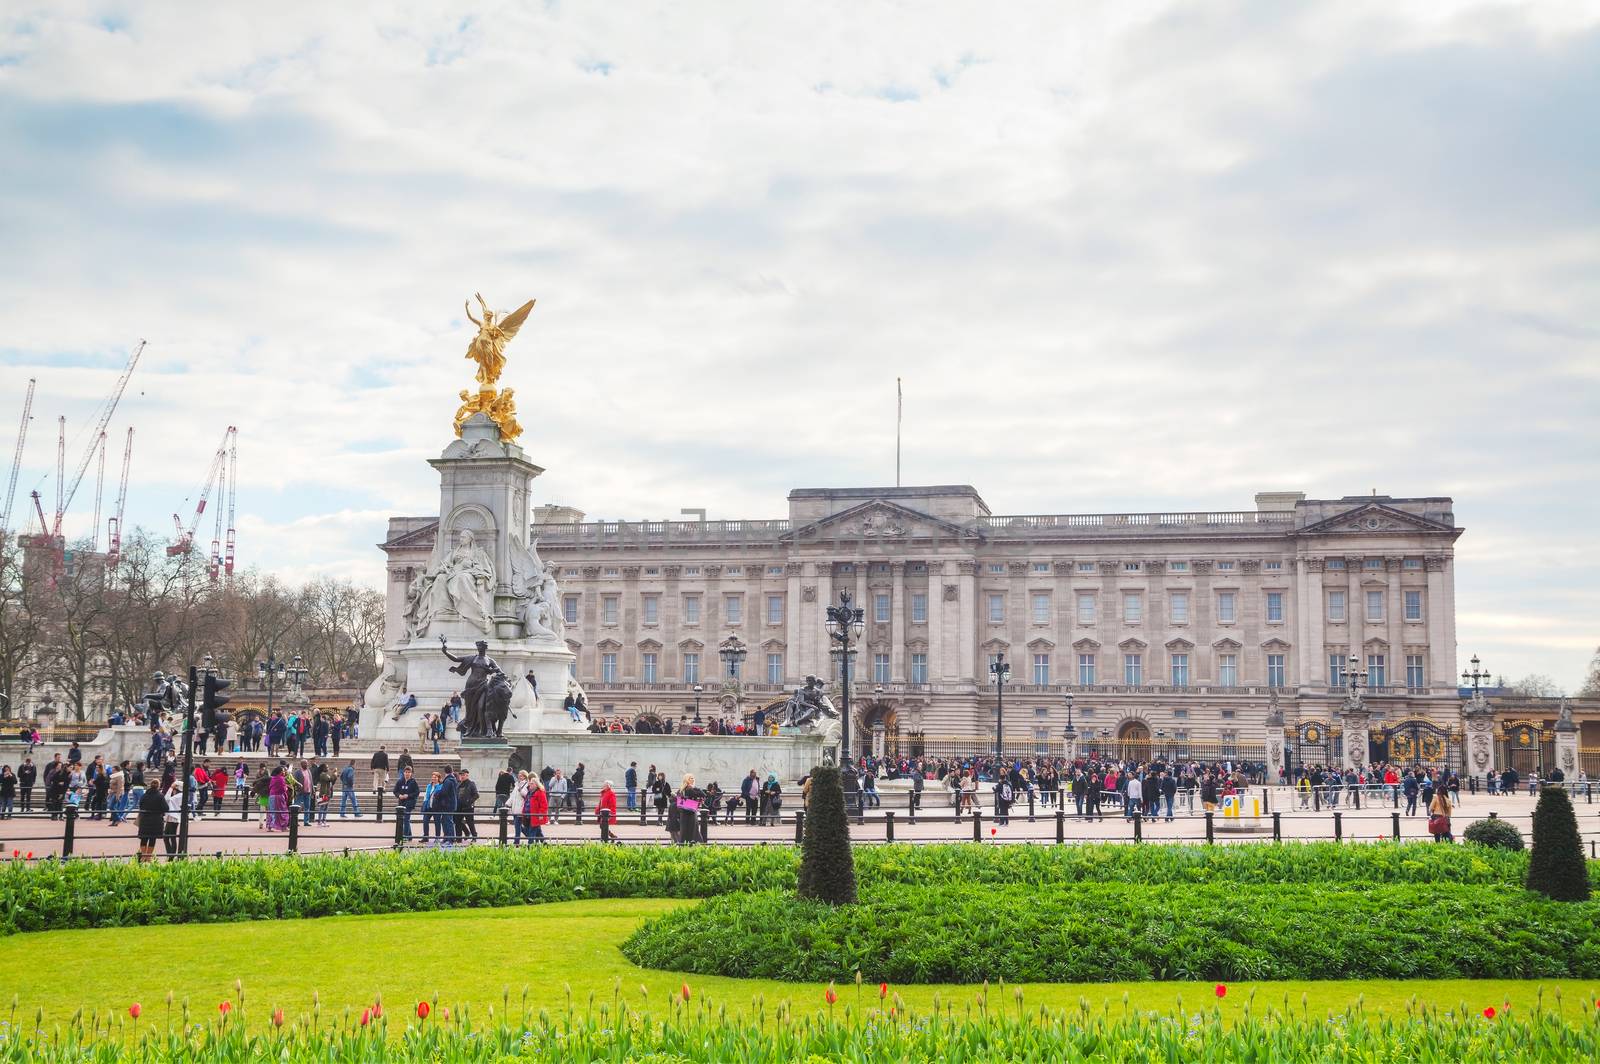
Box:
<box><xmin>896</xmin><ymin>377</ymin><xmax>902</xmax><ymax>487</ymax></box>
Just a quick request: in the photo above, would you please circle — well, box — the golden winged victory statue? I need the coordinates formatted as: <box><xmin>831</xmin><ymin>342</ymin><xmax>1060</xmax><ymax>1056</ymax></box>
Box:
<box><xmin>457</xmin><ymin>292</ymin><xmax>535</xmax><ymax>441</ymax></box>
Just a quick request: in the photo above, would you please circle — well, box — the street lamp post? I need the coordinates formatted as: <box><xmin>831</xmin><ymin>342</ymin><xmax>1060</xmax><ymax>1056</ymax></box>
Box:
<box><xmin>1062</xmin><ymin>691</ymin><xmax>1076</xmax><ymax>758</ymax></box>
<box><xmin>691</xmin><ymin>684</ymin><xmax>704</xmax><ymax>725</ymax></box>
<box><xmin>284</xmin><ymin>653</ymin><xmax>309</xmax><ymax>701</ymax></box>
<box><xmin>719</xmin><ymin>638</ymin><xmax>747</xmax><ymax>728</ymax></box>
<box><xmin>824</xmin><ymin>590</ymin><xmax>865</xmax><ymax>766</ymax></box>
<box><xmin>257</xmin><ymin>652</ymin><xmax>287</xmax><ymax>717</ymax></box>
<box><xmin>990</xmin><ymin>651</ymin><xmax>1011</xmax><ymax>768</ymax></box>
<box><xmin>1461</xmin><ymin>655</ymin><xmax>1490</xmax><ymax>693</ymax></box>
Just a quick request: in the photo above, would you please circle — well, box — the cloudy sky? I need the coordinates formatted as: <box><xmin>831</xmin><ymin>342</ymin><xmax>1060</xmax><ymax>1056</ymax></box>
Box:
<box><xmin>0</xmin><ymin>1</ymin><xmax>1596</xmax><ymax>690</ymax></box>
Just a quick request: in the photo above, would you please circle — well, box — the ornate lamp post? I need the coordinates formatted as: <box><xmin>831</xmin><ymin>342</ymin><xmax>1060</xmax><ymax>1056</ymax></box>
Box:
<box><xmin>257</xmin><ymin>652</ymin><xmax>287</xmax><ymax>717</ymax></box>
<box><xmin>719</xmin><ymin>637</ymin><xmax>747</xmax><ymax>729</ymax></box>
<box><xmin>1061</xmin><ymin>691</ymin><xmax>1077</xmax><ymax>760</ymax></box>
<box><xmin>691</xmin><ymin>683</ymin><xmax>704</xmax><ymax>724</ymax></box>
<box><xmin>991</xmin><ymin>651</ymin><xmax>1011</xmax><ymax>767</ymax></box>
<box><xmin>1461</xmin><ymin>654</ymin><xmax>1490</xmax><ymax>693</ymax></box>
<box><xmin>824</xmin><ymin>590</ymin><xmax>865</xmax><ymax>765</ymax></box>
<box><xmin>284</xmin><ymin>653</ymin><xmax>310</xmax><ymax>704</ymax></box>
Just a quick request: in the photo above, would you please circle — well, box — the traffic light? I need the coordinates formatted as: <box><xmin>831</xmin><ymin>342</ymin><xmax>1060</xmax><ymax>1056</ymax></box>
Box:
<box><xmin>202</xmin><ymin>673</ymin><xmax>231</xmax><ymax>730</ymax></box>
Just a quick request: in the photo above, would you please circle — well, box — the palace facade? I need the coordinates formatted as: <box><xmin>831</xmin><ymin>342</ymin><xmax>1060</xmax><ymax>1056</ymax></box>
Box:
<box><xmin>381</xmin><ymin>486</ymin><xmax>1476</xmax><ymax>767</ymax></box>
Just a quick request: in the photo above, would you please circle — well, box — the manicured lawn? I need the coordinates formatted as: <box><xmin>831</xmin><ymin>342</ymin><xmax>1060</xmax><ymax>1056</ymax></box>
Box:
<box><xmin>3</xmin><ymin>898</ymin><xmax>1597</xmax><ymax>1035</ymax></box>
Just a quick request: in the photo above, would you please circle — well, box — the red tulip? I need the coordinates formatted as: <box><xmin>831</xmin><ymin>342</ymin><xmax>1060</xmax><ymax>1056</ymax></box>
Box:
<box><xmin>271</xmin><ymin>1008</ymin><xmax>284</xmax><ymax>1027</ymax></box>
<box><xmin>218</xmin><ymin>1001</ymin><xmax>232</xmax><ymax>1015</ymax></box>
<box><xmin>441</xmin><ymin>1006</ymin><xmax>451</xmax><ymax>1021</ymax></box>
<box><xmin>416</xmin><ymin>1001</ymin><xmax>431</xmax><ymax>1020</ymax></box>
<box><xmin>25</xmin><ymin>852</ymin><xmax>32</xmax><ymax>860</ymax></box>
<box><xmin>360</xmin><ymin>1008</ymin><xmax>371</xmax><ymax>1026</ymax></box>
<box><xmin>825</xmin><ymin>986</ymin><xmax>838</xmax><ymax>1005</ymax></box>
<box><xmin>879</xmin><ymin>982</ymin><xmax>888</xmax><ymax>1000</ymax></box>
<box><xmin>1483</xmin><ymin>1006</ymin><xmax>1496</xmax><ymax>1019</ymax></box>
<box><xmin>128</xmin><ymin>1003</ymin><xmax>141</xmax><ymax>1019</ymax></box>
<box><xmin>681</xmin><ymin>983</ymin><xmax>691</xmax><ymax>1002</ymax></box>
<box><xmin>1215</xmin><ymin>984</ymin><xmax>1227</xmax><ymax>999</ymax></box>
<box><xmin>371</xmin><ymin>1002</ymin><xmax>382</xmax><ymax>1019</ymax></box>
<box><xmin>990</xmin><ymin>828</ymin><xmax>997</xmax><ymax>835</ymax></box>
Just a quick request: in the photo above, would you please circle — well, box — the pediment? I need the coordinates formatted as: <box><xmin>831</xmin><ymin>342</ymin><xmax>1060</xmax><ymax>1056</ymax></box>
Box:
<box><xmin>760</xmin><ymin>637</ymin><xmax>786</xmax><ymax>650</ymax></box>
<box><xmin>1118</xmin><ymin>637</ymin><xmax>1148</xmax><ymax>651</ymax></box>
<box><xmin>1027</xmin><ymin>637</ymin><xmax>1057</xmax><ymax>651</ymax></box>
<box><xmin>1297</xmin><ymin>502</ymin><xmax>1454</xmax><ymax>537</ymax></box>
<box><xmin>678</xmin><ymin>638</ymin><xmax>704</xmax><ymax>651</ymax></box>
<box><xmin>1212</xmin><ymin>637</ymin><xmax>1243</xmax><ymax>651</ymax></box>
<box><xmin>380</xmin><ymin>519</ymin><xmax>439</xmax><ymax>551</ymax></box>
<box><xmin>596</xmin><ymin>638</ymin><xmax>622</xmax><ymax>651</ymax></box>
<box><xmin>1260</xmin><ymin>638</ymin><xmax>1291</xmax><ymax>651</ymax></box>
<box><xmin>565</xmin><ymin>640</ymin><xmax>582</xmax><ymax>655</ymax></box>
<box><xmin>981</xmin><ymin>637</ymin><xmax>1010</xmax><ymax>652</ymax></box>
<box><xmin>782</xmin><ymin>499</ymin><xmax>983</xmax><ymax>543</ymax></box>
<box><xmin>1072</xmin><ymin>637</ymin><xmax>1102</xmax><ymax>651</ymax></box>
<box><xmin>636</xmin><ymin>638</ymin><xmax>663</xmax><ymax>651</ymax></box>
<box><xmin>1165</xmin><ymin>637</ymin><xmax>1195</xmax><ymax>651</ymax></box>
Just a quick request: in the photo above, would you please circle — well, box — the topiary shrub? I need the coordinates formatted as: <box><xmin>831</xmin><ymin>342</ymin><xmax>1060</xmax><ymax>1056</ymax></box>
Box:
<box><xmin>797</xmin><ymin>764</ymin><xmax>857</xmax><ymax>905</ymax></box>
<box><xmin>1526</xmin><ymin>786</ymin><xmax>1591</xmax><ymax>901</ymax></box>
<box><xmin>1463</xmin><ymin>818</ymin><xmax>1525</xmax><ymax>851</ymax></box>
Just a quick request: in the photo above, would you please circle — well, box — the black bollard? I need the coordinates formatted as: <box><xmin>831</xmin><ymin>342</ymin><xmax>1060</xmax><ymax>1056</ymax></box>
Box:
<box><xmin>288</xmin><ymin>815</ymin><xmax>299</xmax><ymax>854</ymax></box>
<box><xmin>1333</xmin><ymin>810</ymin><xmax>1343</xmax><ymax>843</ymax></box>
<box><xmin>62</xmin><ymin>806</ymin><xmax>77</xmax><ymax>860</ymax></box>
<box><xmin>1272</xmin><ymin>811</ymin><xmax>1281</xmax><ymax>841</ymax></box>
<box><xmin>1055</xmin><ymin>808</ymin><xmax>1065</xmax><ymax>844</ymax></box>
<box><xmin>1133</xmin><ymin>809</ymin><xmax>1142</xmax><ymax>843</ymax></box>
<box><xmin>700</xmin><ymin>808</ymin><xmax>710</xmax><ymax>843</ymax></box>
<box><xmin>973</xmin><ymin>809</ymin><xmax>982</xmax><ymax>842</ymax></box>
<box><xmin>908</xmin><ymin>789</ymin><xmax>917</xmax><ymax>825</ymax></box>
<box><xmin>1028</xmin><ymin>789</ymin><xmax>1036</xmax><ymax>823</ymax></box>
<box><xmin>498</xmin><ymin>807</ymin><xmax>509</xmax><ymax>846</ymax></box>
<box><xmin>394</xmin><ymin>813</ymin><xmax>405</xmax><ymax>851</ymax></box>
<box><xmin>600</xmin><ymin>809</ymin><xmax>612</xmax><ymax>844</ymax></box>
<box><xmin>1205</xmin><ymin>811</ymin><xmax>1215</xmax><ymax>844</ymax></box>
<box><xmin>1391</xmin><ymin>811</ymin><xmax>1400</xmax><ymax>840</ymax></box>
<box><xmin>794</xmin><ymin>809</ymin><xmax>804</xmax><ymax>846</ymax></box>
<box><xmin>240</xmin><ymin>793</ymin><xmax>249</xmax><ymax>821</ymax></box>
<box><xmin>885</xmin><ymin>810</ymin><xmax>895</xmax><ymax>843</ymax></box>
<box><xmin>375</xmin><ymin>788</ymin><xmax>385</xmax><ymax>823</ymax></box>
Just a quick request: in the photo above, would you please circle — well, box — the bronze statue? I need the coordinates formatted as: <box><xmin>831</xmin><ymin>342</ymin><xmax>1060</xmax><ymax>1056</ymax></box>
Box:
<box><xmin>464</xmin><ymin>293</ymin><xmax>535</xmax><ymax>388</ymax></box>
<box><xmin>440</xmin><ymin>636</ymin><xmax>498</xmax><ymax>738</ymax></box>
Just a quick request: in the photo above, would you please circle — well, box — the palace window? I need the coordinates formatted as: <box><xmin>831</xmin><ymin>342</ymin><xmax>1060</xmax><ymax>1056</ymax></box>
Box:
<box><xmin>1077</xmin><ymin>593</ymin><xmax>1096</xmax><ymax>624</ymax></box>
<box><xmin>874</xmin><ymin>593</ymin><xmax>891</xmax><ymax>623</ymax></box>
<box><xmin>726</xmin><ymin>565</ymin><xmax>743</xmax><ymax>576</ymax></box>
<box><xmin>1329</xmin><ymin>653</ymin><xmax>1346</xmax><ymax>687</ymax></box>
<box><xmin>1124</xmin><ymin>654</ymin><xmax>1143</xmax><ymax>685</ymax></box>
<box><xmin>767</xmin><ymin>653</ymin><xmax>783</xmax><ymax>684</ymax></box>
<box><xmin>911</xmin><ymin>593</ymin><xmax>927</xmax><ymax>623</ymax></box>
<box><xmin>768</xmin><ymin>565</ymin><xmax>784</xmax><ymax>576</ymax></box>
<box><xmin>685</xmin><ymin>566</ymin><xmax>701</xmax><ymax>576</ymax></box>
<box><xmin>1170</xmin><ymin>653</ymin><xmax>1189</xmax><ymax>687</ymax></box>
<box><xmin>1077</xmin><ymin>654</ymin><xmax>1096</xmax><ymax>685</ymax></box>
<box><xmin>602</xmin><ymin>596</ymin><xmax>619</xmax><ymax>626</ymax></box>
<box><xmin>1264</xmin><ymin>560</ymin><xmax>1282</xmax><ymax>571</ymax></box>
<box><xmin>1404</xmin><ymin>590</ymin><xmax>1422</xmax><ymax>621</ymax></box>
<box><xmin>683</xmin><ymin>653</ymin><xmax>700</xmax><ymax>683</ymax></box>
<box><xmin>1267</xmin><ymin>654</ymin><xmax>1285</xmax><ymax>688</ymax></box>
<box><xmin>1124</xmin><ymin>561</ymin><xmax>1140</xmax><ymax>572</ymax></box>
<box><xmin>645</xmin><ymin>567</ymin><xmax>659</xmax><ymax>576</ymax></box>
<box><xmin>1173</xmin><ymin>708</ymin><xmax>1188</xmax><ymax>719</ymax></box>
<box><xmin>1406</xmin><ymin>654</ymin><xmax>1424</xmax><ymax>690</ymax></box>
<box><xmin>1326</xmin><ymin>558</ymin><xmax>1345</xmax><ymax>570</ymax></box>
<box><xmin>873</xmin><ymin>654</ymin><xmax>891</xmax><ymax>684</ymax></box>
<box><xmin>1364</xmin><ymin>558</ymin><xmax>1382</xmax><ymax>570</ymax></box>
<box><xmin>1218</xmin><ymin>653</ymin><xmax>1238</xmax><ymax>687</ymax></box>
<box><xmin>564</xmin><ymin>568</ymin><xmax>579</xmax><ymax>577</ymax></box>
<box><xmin>1077</xmin><ymin>561</ymin><xmax>1095</xmax><ymax>573</ymax></box>
<box><xmin>682</xmin><ymin>595</ymin><xmax>701</xmax><ymax>624</ymax></box>
<box><xmin>1217</xmin><ymin>561</ymin><xmax>1235</xmax><ymax>571</ymax></box>
<box><xmin>1122</xmin><ymin>592</ymin><xmax>1142</xmax><ymax>624</ymax></box>
<box><xmin>1217</xmin><ymin>591</ymin><xmax>1236</xmax><ymax>623</ymax></box>
<box><xmin>988</xmin><ymin>594</ymin><xmax>1005</xmax><ymax>623</ymax></box>
<box><xmin>1170</xmin><ymin>591</ymin><xmax>1189</xmax><ymax>624</ymax></box>
<box><xmin>1367</xmin><ymin>654</ymin><xmax>1386</xmax><ymax>687</ymax></box>
<box><xmin>642</xmin><ymin>595</ymin><xmax>659</xmax><ymax>625</ymax></box>
<box><xmin>604</xmin><ymin>567</ymin><xmax>619</xmax><ymax>577</ymax></box>
<box><xmin>724</xmin><ymin>595</ymin><xmax>742</xmax><ymax>624</ymax></box>
<box><xmin>910</xmin><ymin>653</ymin><xmax>928</xmax><ymax>684</ymax></box>
<box><xmin>1169</xmin><ymin>560</ymin><xmax>1188</xmax><ymax>572</ymax></box>
<box><xmin>767</xmin><ymin>594</ymin><xmax>785</xmax><ymax>624</ymax></box>
<box><xmin>1366</xmin><ymin>590</ymin><xmax>1384</xmax><ymax>622</ymax></box>
<box><xmin>1032</xmin><ymin>561</ymin><xmax>1050</xmax><ymax>573</ymax></box>
<box><xmin>641</xmin><ymin>653</ymin><xmax>658</xmax><ymax>684</ymax></box>
<box><xmin>1033</xmin><ymin>654</ymin><xmax>1050</xmax><ymax>685</ymax></box>
<box><xmin>1032</xmin><ymin>592</ymin><xmax>1051</xmax><ymax>624</ymax></box>
<box><xmin>1403</xmin><ymin>558</ymin><xmax>1422</xmax><ymax>570</ymax></box>
<box><xmin>1327</xmin><ymin>590</ymin><xmax>1346</xmax><ymax>622</ymax></box>
<box><xmin>988</xmin><ymin>563</ymin><xmax>1005</xmax><ymax>574</ymax></box>
<box><xmin>1266</xmin><ymin>591</ymin><xmax>1284</xmax><ymax>622</ymax></box>
<box><xmin>563</xmin><ymin>596</ymin><xmax>579</xmax><ymax>625</ymax></box>
<box><xmin>601</xmin><ymin>653</ymin><xmax>617</xmax><ymax>683</ymax></box>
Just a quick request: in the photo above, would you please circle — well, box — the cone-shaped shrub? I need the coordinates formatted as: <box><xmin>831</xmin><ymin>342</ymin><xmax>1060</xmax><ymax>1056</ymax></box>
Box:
<box><xmin>797</xmin><ymin>764</ymin><xmax>857</xmax><ymax>905</ymax></box>
<box><xmin>1526</xmin><ymin>786</ymin><xmax>1590</xmax><ymax>901</ymax></box>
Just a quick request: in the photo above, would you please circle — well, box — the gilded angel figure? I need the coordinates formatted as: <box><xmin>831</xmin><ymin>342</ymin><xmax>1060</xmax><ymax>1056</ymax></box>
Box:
<box><xmin>464</xmin><ymin>292</ymin><xmax>536</xmax><ymax>387</ymax></box>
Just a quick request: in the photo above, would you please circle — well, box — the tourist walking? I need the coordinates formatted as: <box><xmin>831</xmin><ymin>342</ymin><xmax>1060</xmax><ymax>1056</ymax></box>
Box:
<box><xmin>393</xmin><ymin>766</ymin><xmax>419</xmax><ymax>841</ymax></box>
<box><xmin>1428</xmin><ymin>787</ymin><xmax>1454</xmax><ymax>843</ymax></box>
<box><xmin>597</xmin><ymin>780</ymin><xmax>619</xmax><ymax>842</ymax></box>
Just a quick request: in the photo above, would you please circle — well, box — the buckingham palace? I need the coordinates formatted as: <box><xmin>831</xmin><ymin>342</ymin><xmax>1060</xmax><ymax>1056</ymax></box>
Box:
<box><xmin>380</xmin><ymin>485</ymin><xmax>1469</xmax><ymax>769</ymax></box>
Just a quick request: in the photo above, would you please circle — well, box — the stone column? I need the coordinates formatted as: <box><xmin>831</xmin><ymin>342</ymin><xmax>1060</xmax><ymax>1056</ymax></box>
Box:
<box><xmin>1554</xmin><ymin>700</ymin><xmax>1579</xmax><ymax>781</ymax></box>
<box><xmin>784</xmin><ymin>561</ymin><xmax>803</xmax><ymax>687</ymax></box>
<box><xmin>812</xmin><ymin>563</ymin><xmax>833</xmax><ymax>680</ymax></box>
<box><xmin>890</xmin><ymin>561</ymin><xmax>907</xmax><ymax>682</ymax></box>
<box><xmin>1425</xmin><ymin>555</ymin><xmax>1452</xmax><ymax>696</ymax></box>
<box><xmin>1300</xmin><ymin>557</ymin><xmax>1325</xmax><ymax>691</ymax></box>
<box><xmin>957</xmin><ymin>559</ymin><xmax>978</xmax><ymax>682</ymax></box>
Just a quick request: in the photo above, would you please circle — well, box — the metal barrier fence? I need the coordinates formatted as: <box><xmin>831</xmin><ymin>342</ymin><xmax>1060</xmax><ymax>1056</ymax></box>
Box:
<box><xmin>3</xmin><ymin>783</ymin><xmax>1599</xmax><ymax>861</ymax></box>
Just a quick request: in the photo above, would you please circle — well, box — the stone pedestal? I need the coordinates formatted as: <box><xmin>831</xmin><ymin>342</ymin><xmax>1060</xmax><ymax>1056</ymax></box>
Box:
<box><xmin>1340</xmin><ymin>709</ymin><xmax>1370</xmax><ymax>771</ymax></box>
<box><xmin>1554</xmin><ymin>705</ymin><xmax>1579</xmax><ymax>780</ymax></box>
<box><xmin>1463</xmin><ymin>692</ymin><xmax>1497</xmax><ymax>777</ymax></box>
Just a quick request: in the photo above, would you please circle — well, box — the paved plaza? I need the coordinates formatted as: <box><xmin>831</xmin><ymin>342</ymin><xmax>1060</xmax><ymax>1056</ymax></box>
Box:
<box><xmin>6</xmin><ymin>786</ymin><xmax>1597</xmax><ymax>861</ymax></box>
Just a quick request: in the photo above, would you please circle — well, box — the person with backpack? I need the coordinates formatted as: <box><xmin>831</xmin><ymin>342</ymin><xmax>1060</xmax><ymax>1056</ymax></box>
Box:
<box><xmin>994</xmin><ymin>775</ymin><xmax>1014</xmax><ymax>826</ymax></box>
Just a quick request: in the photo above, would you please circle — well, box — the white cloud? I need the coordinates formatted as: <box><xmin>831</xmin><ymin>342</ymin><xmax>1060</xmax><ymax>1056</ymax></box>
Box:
<box><xmin>1</xmin><ymin>0</ymin><xmax>1597</xmax><ymax>689</ymax></box>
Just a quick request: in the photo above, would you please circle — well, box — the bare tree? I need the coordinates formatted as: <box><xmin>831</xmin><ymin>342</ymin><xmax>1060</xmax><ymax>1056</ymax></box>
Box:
<box><xmin>295</xmin><ymin>577</ymin><xmax>384</xmax><ymax>688</ymax></box>
<box><xmin>1506</xmin><ymin>673</ymin><xmax>1564</xmax><ymax>698</ymax></box>
<box><xmin>0</xmin><ymin>537</ymin><xmax>43</xmax><ymax>712</ymax></box>
<box><xmin>1581</xmin><ymin>647</ymin><xmax>1600</xmax><ymax>699</ymax></box>
<box><xmin>38</xmin><ymin>539</ymin><xmax>113</xmax><ymax>720</ymax></box>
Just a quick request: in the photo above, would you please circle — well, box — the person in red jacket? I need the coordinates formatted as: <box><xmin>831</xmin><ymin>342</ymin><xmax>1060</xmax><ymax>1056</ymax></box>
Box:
<box><xmin>210</xmin><ymin>765</ymin><xmax>230</xmax><ymax>814</ymax></box>
<box><xmin>596</xmin><ymin>781</ymin><xmax>619</xmax><ymax>843</ymax></box>
<box><xmin>523</xmin><ymin>779</ymin><xmax>549</xmax><ymax>844</ymax></box>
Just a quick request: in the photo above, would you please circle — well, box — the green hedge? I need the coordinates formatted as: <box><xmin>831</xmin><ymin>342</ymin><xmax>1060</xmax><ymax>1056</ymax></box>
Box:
<box><xmin>622</xmin><ymin>882</ymin><xmax>1600</xmax><ymax>983</ymax></box>
<box><xmin>0</xmin><ymin>841</ymin><xmax>1570</xmax><ymax>935</ymax></box>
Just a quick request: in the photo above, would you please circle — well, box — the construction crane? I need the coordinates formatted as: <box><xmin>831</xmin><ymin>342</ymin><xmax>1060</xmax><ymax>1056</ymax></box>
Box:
<box><xmin>170</xmin><ymin>425</ymin><xmax>235</xmax><ymax>560</ymax></box>
<box><xmin>90</xmin><ymin>432</ymin><xmax>107</xmax><ymax>552</ymax></box>
<box><xmin>0</xmin><ymin>377</ymin><xmax>35</xmax><ymax>538</ymax></box>
<box><xmin>206</xmin><ymin>428</ymin><xmax>237</xmax><ymax>583</ymax></box>
<box><xmin>222</xmin><ymin>428</ymin><xmax>237</xmax><ymax>577</ymax></box>
<box><xmin>106</xmin><ymin>427</ymin><xmax>133</xmax><ymax>571</ymax></box>
<box><xmin>19</xmin><ymin>341</ymin><xmax>145</xmax><ymax>585</ymax></box>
